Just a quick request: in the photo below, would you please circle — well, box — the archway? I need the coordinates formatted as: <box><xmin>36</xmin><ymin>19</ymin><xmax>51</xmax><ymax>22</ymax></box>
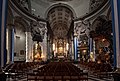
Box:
<box><xmin>14</xmin><ymin>16</ymin><xmax>29</xmax><ymax>62</ymax></box>
<box><xmin>46</xmin><ymin>3</ymin><xmax>75</xmax><ymax>60</ymax></box>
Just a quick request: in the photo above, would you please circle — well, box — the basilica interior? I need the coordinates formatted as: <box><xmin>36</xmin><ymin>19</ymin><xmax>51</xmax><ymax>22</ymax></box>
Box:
<box><xmin>0</xmin><ymin>0</ymin><xmax>120</xmax><ymax>81</ymax></box>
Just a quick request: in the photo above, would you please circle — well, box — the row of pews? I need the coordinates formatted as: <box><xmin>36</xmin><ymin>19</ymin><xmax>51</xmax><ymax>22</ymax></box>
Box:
<box><xmin>3</xmin><ymin>62</ymin><xmax>45</xmax><ymax>79</ymax></box>
<box><xmin>79</xmin><ymin>61</ymin><xmax>113</xmax><ymax>78</ymax></box>
<box><xmin>27</xmin><ymin>62</ymin><xmax>88</xmax><ymax>81</ymax></box>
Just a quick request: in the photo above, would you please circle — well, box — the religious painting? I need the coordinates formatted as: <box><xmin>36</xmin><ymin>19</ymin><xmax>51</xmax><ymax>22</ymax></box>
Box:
<box><xmin>20</xmin><ymin>50</ymin><xmax>25</xmax><ymax>55</ymax></box>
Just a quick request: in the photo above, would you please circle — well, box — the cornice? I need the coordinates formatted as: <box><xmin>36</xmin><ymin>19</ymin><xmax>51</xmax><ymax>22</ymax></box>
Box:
<box><xmin>9</xmin><ymin>0</ymin><xmax>46</xmax><ymax>22</ymax></box>
<box><xmin>74</xmin><ymin>0</ymin><xmax>109</xmax><ymax>21</ymax></box>
<box><xmin>9</xmin><ymin>0</ymin><xmax>109</xmax><ymax>23</ymax></box>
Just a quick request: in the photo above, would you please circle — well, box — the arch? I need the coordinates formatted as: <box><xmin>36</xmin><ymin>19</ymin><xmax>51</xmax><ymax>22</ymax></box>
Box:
<box><xmin>45</xmin><ymin>3</ymin><xmax>76</xmax><ymax>19</ymax></box>
<box><xmin>14</xmin><ymin>16</ymin><xmax>30</xmax><ymax>32</ymax></box>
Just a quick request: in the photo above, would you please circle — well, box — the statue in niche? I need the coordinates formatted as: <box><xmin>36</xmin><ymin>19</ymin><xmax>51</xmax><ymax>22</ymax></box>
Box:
<box><xmin>34</xmin><ymin>42</ymin><xmax>42</xmax><ymax>61</ymax></box>
<box><xmin>37</xmin><ymin>42</ymin><xmax>42</xmax><ymax>58</ymax></box>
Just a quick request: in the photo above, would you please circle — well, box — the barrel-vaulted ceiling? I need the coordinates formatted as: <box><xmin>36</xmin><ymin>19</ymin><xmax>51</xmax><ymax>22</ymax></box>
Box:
<box><xmin>48</xmin><ymin>6</ymin><xmax>73</xmax><ymax>39</ymax></box>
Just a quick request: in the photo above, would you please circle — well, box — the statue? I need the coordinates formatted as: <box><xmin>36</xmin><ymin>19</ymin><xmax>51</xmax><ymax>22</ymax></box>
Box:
<box><xmin>37</xmin><ymin>41</ymin><xmax>42</xmax><ymax>58</ymax></box>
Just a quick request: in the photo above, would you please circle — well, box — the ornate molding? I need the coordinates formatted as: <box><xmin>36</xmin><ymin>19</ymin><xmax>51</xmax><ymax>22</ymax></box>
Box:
<box><xmin>9</xmin><ymin>0</ymin><xmax>46</xmax><ymax>22</ymax></box>
<box><xmin>74</xmin><ymin>20</ymin><xmax>91</xmax><ymax>39</ymax></box>
<box><xmin>75</xmin><ymin>0</ymin><xmax>109</xmax><ymax>21</ymax></box>
<box><xmin>31</xmin><ymin>21</ymin><xmax>47</xmax><ymax>42</ymax></box>
<box><xmin>89</xmin><ymin>0</ymin><xmax>104</xmax><ymax>12</ymax></box>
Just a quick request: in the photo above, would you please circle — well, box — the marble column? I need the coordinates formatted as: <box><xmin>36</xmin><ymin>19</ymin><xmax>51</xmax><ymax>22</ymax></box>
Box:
<box><xmin>74</xmin><ymin>33</ymin><xmax>78</xmax><ymax>61</ymax></box>
<box><xmin>111</xmin><ymin>0</ymin><xmax>120</xmax><ymax>68</ymax></box>
<box><xmin>0</xmin><ymin>0</ymin><xmax>8</xmax><ymax>67</ymax></box>
<box><xmin>89</xmin><ymin>38</ymin><xmax>93</xmax><ymax>53</ymax></box>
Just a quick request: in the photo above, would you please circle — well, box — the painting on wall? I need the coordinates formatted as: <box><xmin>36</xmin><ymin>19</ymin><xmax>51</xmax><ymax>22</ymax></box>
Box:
<box><xmin>20</xmin><ymin>50</ymin><xmax>25</xmax><ymax>56</ymax></box>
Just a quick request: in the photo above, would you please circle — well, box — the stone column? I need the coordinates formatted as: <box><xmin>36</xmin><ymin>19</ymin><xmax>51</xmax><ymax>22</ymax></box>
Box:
<box><xmin>47</xmin><ymin>39</ymin><xmax>50</xmax><ymax>60</ymax></box>
<box><xmin>50</xmin><ymin>40</ymin><xmax>53</xmax><ymax>59</ymax></box>
<box><xmin>25</xmin><ymin>32</ymin><xmax>33</xmax><ymax>62</ymax></box>
<box><xmin>6</xmin><ymin>26</ymin><xmax>11</xmax><ymax>64</ymax></box>
<box><xmin>69</xmin><ymin>42</ymin><xmax>72</xmax><ymax>60</ymax></box>
<box><xmin>93</xmin><ymin>40</ymin><xmax>96</xmax><ymax>61</ymax></box>
<box><xmin>71</xmin><ymin>38</ymin><xmax>74</xmax><ymax>60</ymax></box>
<box><xmin>6</xmin><ymin>24</ymin><xmax>15</xmax><ymax>63</ymax></box>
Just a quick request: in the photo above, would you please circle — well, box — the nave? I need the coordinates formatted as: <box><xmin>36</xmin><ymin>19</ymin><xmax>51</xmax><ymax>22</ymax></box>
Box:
<box><xmin>1</xmin><ymin>0</ymin><xmax>120</xmax><ymax>81</ymax></box>
<box><xmin>2</xmin><ymin>61</ymin><xmax>113</xmax><ymax>81</ymax></box>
